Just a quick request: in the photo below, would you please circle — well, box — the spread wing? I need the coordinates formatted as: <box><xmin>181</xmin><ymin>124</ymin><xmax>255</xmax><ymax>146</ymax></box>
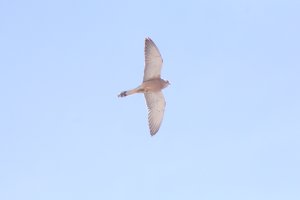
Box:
<box><xmin>144</xmin><ymin>92</ymin><xmax>166</xmax><ymax>136</ymax></box>
<box><xmin>143</xmin><ymin>37</ymin><xmax>163</xmax><ymax>81</ymax></box>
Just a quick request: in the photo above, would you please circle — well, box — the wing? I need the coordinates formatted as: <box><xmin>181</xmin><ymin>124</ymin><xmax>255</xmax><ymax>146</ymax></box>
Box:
<box><xmin>143</xmin><ymin>37</ymin><xmax>163</xmax><ymax>81</ymax></box>
<box><xmin>144</xmin><ymin>92</ymin><xmax>166</xmax><ymax>136</ymax></box>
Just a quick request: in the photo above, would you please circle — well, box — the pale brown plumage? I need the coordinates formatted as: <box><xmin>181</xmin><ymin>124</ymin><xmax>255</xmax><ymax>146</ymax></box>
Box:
<box><xmin>118</xmin><ymin>37</ymin><xmax>169</xmax><ymax>136</ymax></box>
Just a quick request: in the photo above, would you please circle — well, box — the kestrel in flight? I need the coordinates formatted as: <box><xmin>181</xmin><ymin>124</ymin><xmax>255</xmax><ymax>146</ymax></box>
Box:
<box><xmin>118</xmin><ymin>37</ymin><xmax>170</xmax><ymax>136</ymax></box>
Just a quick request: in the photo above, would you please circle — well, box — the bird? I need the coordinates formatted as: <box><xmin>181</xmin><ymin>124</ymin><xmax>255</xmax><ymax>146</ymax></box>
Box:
<box><xmin>118</xmin><ymin>37</ymin><xmax>170</xmax><ymax>136</ymax></box>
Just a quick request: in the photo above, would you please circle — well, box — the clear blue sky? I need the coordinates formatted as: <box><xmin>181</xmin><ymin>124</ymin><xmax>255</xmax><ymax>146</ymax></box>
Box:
<box><xmin>1</xmin><ymin>0</ymin><xmax>299</xmax><ymax>199</ymax></box>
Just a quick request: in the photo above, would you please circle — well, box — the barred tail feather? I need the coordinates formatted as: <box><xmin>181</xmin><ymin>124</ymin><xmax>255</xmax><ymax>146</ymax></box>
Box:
<box><xmin>118</xmin><ymin>87</ymin><xmax>141</xmax><ymax>98</ymax></box>
<box><xmin>118</xmin><ymin>91</ymin><xmax>127</xmax><ymax>97</ymax></box>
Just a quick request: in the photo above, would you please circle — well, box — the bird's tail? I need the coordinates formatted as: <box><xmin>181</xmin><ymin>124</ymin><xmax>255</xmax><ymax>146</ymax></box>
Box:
<box><xmin>118</xmin><ymin>87</ymin><xmax>143</xmax><ymax>98</ymax></box>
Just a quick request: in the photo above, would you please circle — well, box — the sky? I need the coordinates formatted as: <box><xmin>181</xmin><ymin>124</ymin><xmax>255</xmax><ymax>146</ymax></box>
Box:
<box><xmin>0</xmin><ymin>0</ymin><xmax>300</xmax><ymax>199</ymax></box>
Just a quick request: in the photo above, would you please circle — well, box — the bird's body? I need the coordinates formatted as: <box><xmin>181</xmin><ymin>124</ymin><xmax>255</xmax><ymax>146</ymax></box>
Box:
<box><xmin>118</xmin><ymin>37</ymin><xmax>169</xmax><ymax>136</ymax></box>
<box><xmin>118</xmin><ymin>78</ymin><xmax>169</xmax><ymax>97</ymax></box>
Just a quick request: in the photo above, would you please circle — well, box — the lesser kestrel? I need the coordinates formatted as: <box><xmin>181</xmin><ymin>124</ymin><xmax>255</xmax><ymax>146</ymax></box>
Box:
<box><xmin>118</xmin><ymin>37</ymin><xmax>170</xmax><ymax>136</ymax></box>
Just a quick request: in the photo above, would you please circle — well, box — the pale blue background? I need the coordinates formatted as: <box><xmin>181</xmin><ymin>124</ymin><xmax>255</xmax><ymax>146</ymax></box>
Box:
<box><xmin>0</xmin><ymin>0</ymin><xmax>299</xmax><ymax>199</ymax></box>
